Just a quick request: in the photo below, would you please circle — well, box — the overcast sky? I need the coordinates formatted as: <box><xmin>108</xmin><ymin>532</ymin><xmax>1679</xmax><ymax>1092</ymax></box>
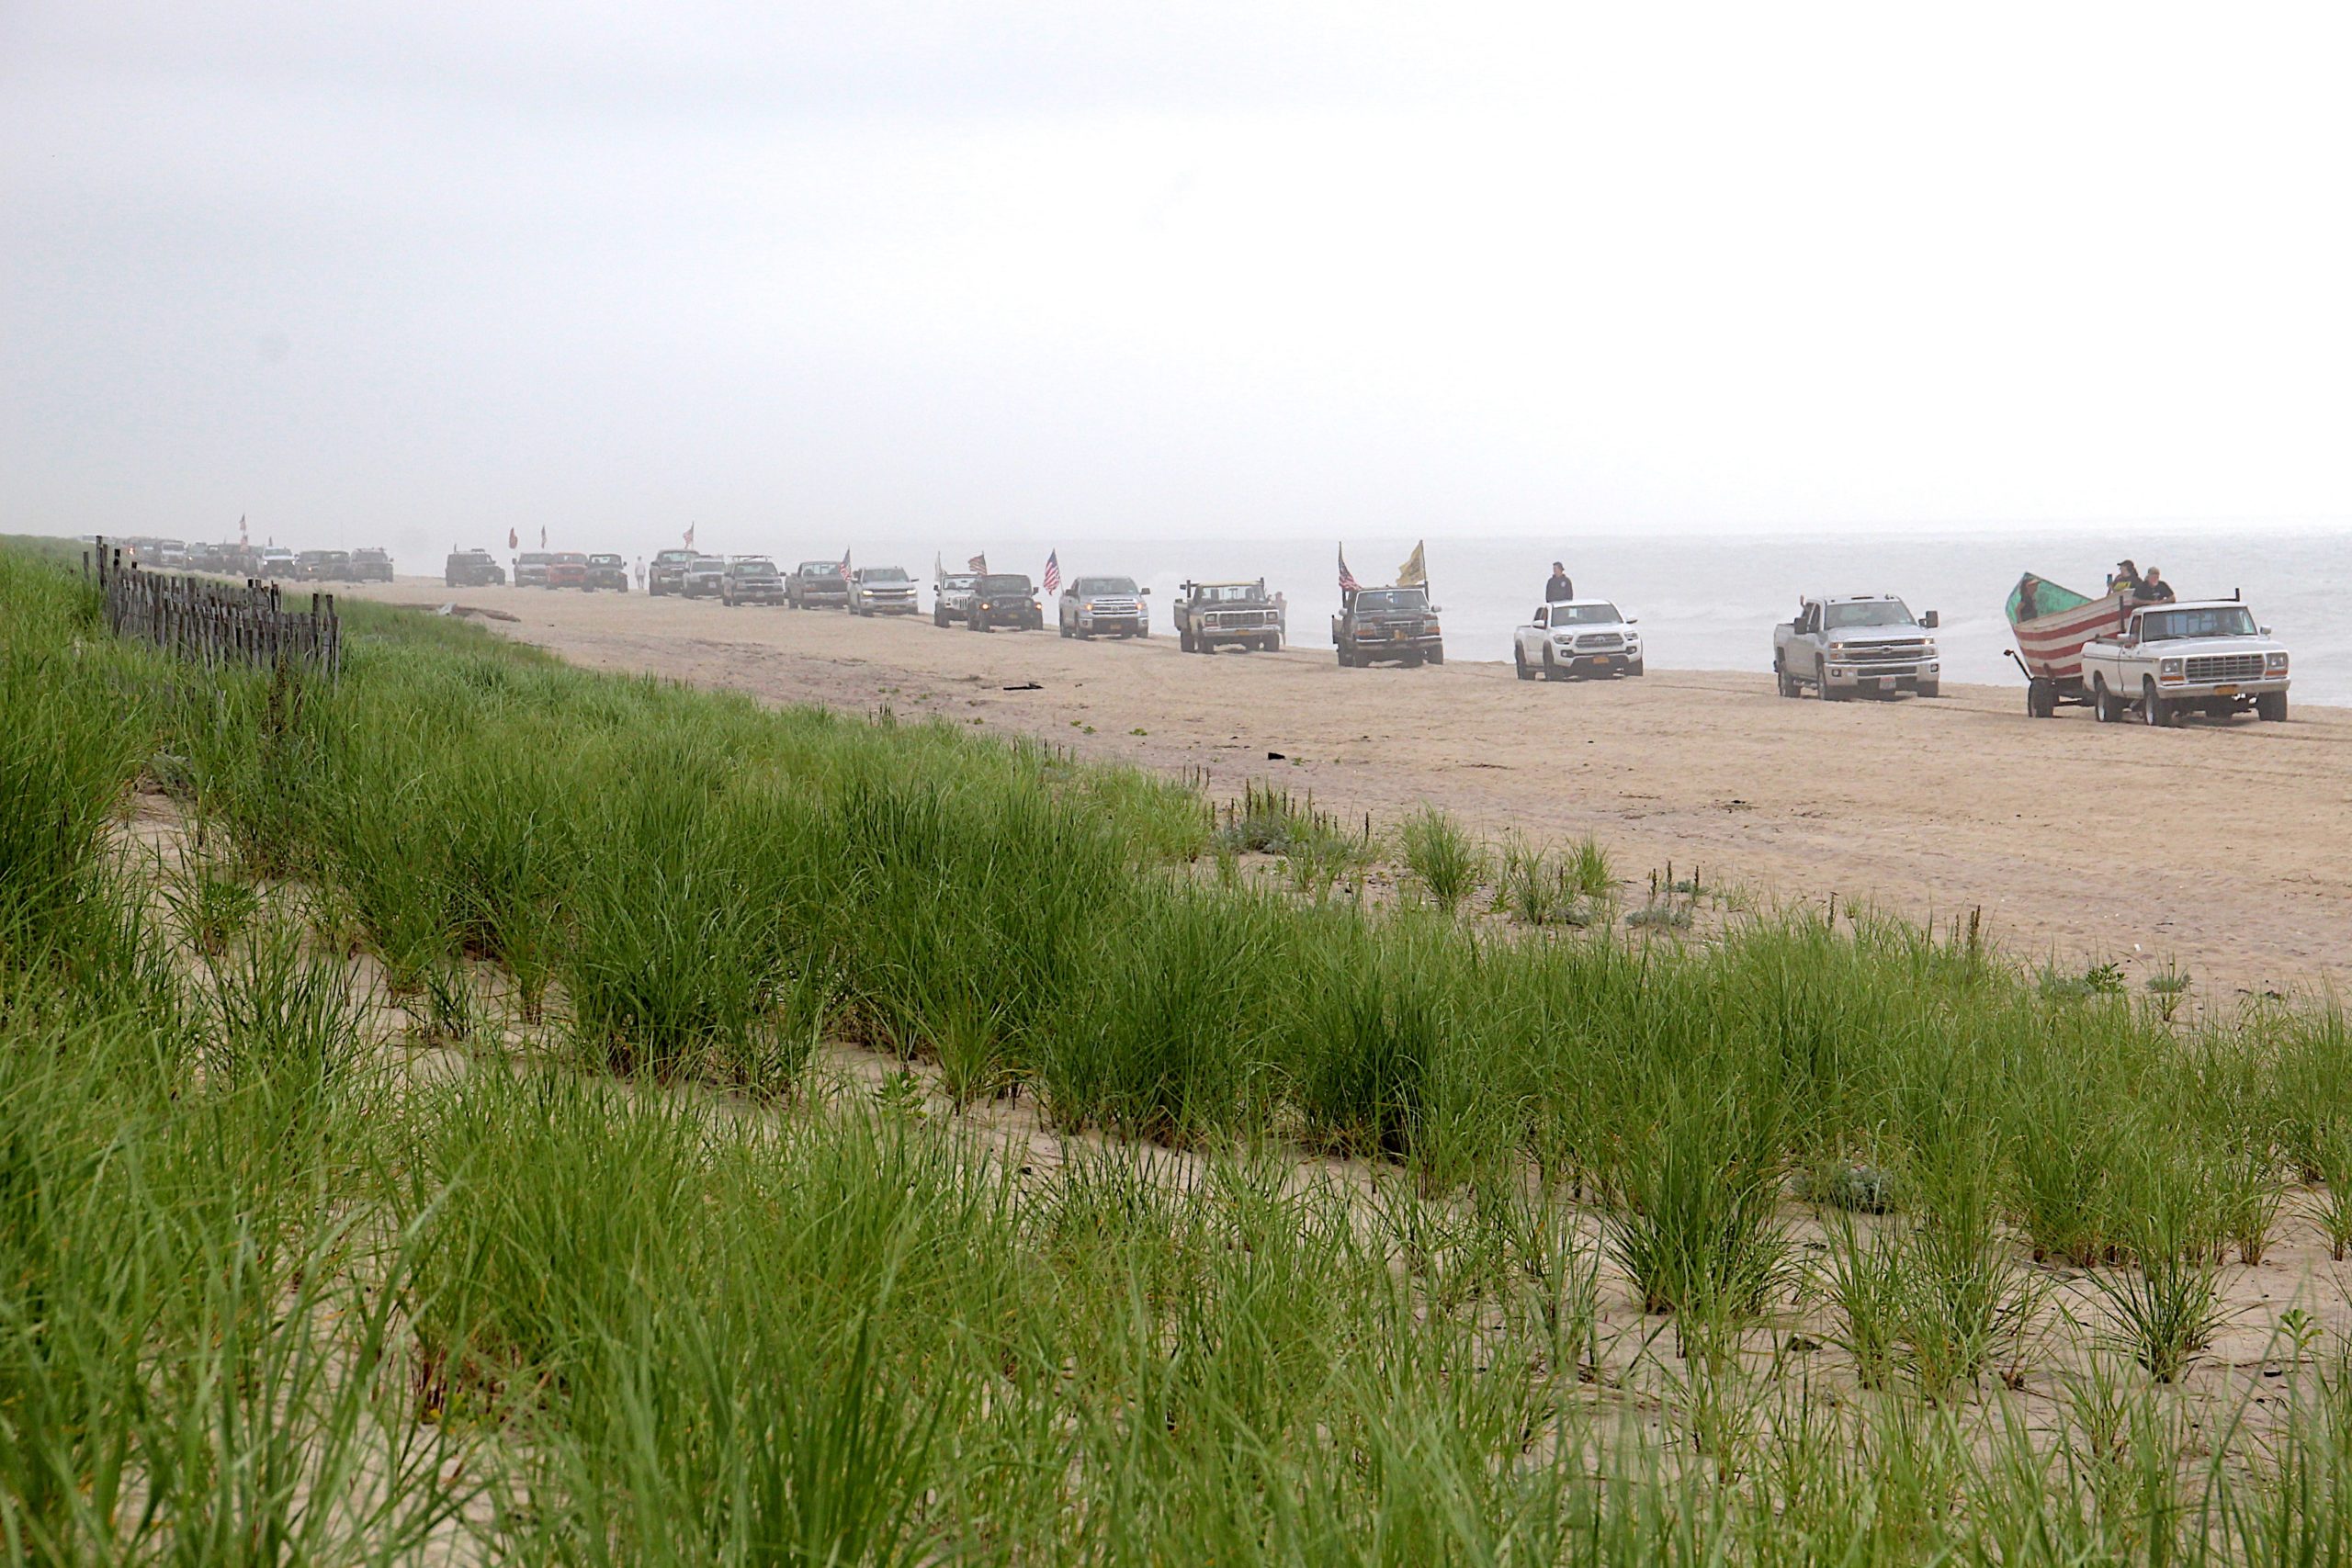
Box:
<box><xmin>6</xmin><ymin>2</ymin><xmax>2349</xmax><ymax>555</ymax></box>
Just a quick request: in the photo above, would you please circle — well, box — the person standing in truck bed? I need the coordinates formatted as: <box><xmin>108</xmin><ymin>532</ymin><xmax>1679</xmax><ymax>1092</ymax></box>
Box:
<box><xmin>1544</xmin><ymin>561</ymin><xmax>1575</xmax><ymax>602</ymax></box>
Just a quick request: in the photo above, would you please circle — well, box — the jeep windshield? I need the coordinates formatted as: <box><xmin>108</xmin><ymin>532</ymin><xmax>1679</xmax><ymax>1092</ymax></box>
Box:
<box><xmin>1549</xmin><ymin>603</ymin><xmax>1623</xmax><ymax>626</ymax></box>
<box><xmin>1354</xmin><ymin>589</ymin><xmax>1425</xmax><ymax>613</ymax></box>
<box><xmin>1823</xmin><ymin>600</ymin><xmax>1916</xmax><ymax>630</ymax></box>
<box><xmin>977</xmin><ymin>575</ymin><xmax>1033</xmax><ymax>595</ymax></box>
<box><xmin>2139</xmin><ymin>605</ymin><xmax>2256</xmax><ymax>640</ymax></box>
<box><xmin>588</xmin><ymin>554</ymin><xmax>623</xmax><ymax>568</ymax></box>
<box><xmin>939</xmin><ymin>575</ymin><xmax>977</xmax><ymax>591</ymax></box>
<box><xmin>1074</xmin><ymin>577</ymin><xmax>1138</xmax><ymax>595</ymax></box>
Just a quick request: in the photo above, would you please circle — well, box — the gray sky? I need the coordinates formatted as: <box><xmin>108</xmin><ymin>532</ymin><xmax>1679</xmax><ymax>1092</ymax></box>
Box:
<box><xmin>6</xmin><ymin>2</ymin><xmax>2349</xmax><ymax>557</ymax></box>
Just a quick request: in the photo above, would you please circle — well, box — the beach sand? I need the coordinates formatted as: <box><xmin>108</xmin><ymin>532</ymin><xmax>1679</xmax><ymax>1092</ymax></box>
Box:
<box><xmin>346</xmin><ymin>579</ymin><xmax>2351</xmax><ymax>998</ymax></box>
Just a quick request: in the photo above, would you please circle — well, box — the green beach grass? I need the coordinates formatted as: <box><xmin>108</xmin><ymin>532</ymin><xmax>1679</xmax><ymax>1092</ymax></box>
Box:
<box><xmin>10</xmin><ymin>536</ymin><xmax>2352</xmax><ymax>1560</ymax></box>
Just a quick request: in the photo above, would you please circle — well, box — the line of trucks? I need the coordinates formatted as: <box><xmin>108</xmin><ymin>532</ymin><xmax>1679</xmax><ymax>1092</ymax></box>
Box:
<box><xmin>167</xmin><ymin>539</ymin><xmax>2300</xmax><ymax>728</ymax></box>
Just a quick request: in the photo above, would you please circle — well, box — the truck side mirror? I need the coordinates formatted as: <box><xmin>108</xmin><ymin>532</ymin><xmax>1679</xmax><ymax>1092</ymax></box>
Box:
<box><xmin>1922</xmin><ymin>611</ymin><xmax>1939</xmax><ymax>629</ymax></box>
<box><xmin>1138</xmin><ymin>586</ymin><xmax>1150</xmax><ymax>594</ymax></box>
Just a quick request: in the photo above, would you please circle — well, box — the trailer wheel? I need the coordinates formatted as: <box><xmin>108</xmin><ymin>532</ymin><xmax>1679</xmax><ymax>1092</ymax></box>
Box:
<box><xmin>2025</xmin><ymin>679</ymin><xmax>2054</xmax><ymax>718</ymax></box>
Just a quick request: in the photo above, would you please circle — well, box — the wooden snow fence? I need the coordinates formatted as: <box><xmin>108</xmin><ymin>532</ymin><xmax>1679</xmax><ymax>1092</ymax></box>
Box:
<box><xmin>89</xmin><ymin>536</ymin><xmax>341</xmax><ymax>682</ymax></box>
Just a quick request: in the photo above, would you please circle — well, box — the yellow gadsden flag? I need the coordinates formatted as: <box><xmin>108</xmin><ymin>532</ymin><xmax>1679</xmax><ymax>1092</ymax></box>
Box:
<box><xmin>1396</xmin><ymin>540</ymin><xmax>1428</xmax><ymax>587</ymax></box>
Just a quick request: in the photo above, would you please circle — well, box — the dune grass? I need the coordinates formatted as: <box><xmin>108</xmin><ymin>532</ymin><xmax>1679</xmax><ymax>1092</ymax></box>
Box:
<box><xmin>17</xmin><ymin>538</ymin><xmax>2352</xmax><ymax>1557</ymax></box>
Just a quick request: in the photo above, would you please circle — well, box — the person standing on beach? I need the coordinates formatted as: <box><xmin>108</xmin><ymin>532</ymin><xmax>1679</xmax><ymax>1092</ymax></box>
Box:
<box><xmin>633</xmin><ymin>557</ymin><xmax>646</xmax><ymax>591</ymax></box>
<box><xmin>1544</xmin><ymin>561</ymin><xmax>1575</xmax><ymax>603</ymax></box>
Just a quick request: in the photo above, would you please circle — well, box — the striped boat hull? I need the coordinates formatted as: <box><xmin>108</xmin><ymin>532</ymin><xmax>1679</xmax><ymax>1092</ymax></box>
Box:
<box><xmin>2012</xmin><ymin>592</ymin><xmax>2124</xmax><ymax>682</ymax></box>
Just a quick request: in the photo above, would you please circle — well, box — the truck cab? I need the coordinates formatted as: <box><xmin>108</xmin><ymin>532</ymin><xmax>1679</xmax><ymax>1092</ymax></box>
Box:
<box><xmin>1514</xmin><ymin>600</ymin><xmax>1642</xmax><ymax>681</ymax></box>
<box><xmin>1774</xmin><ymin>595</ymin><xmax>1940</xmax><ymax>700</ymax></box>
<box><xmin>720</xmin><ymin>555</ymin><xmax>786</xmax><ymax>605</ymax></box>
<box><xmin>648</xmin><ymin>547</ymin><xmax>697</xmax><ymax>596</ymax></box>
<box><xmin>786</xmin><ymin>560</ymin><xmax>850</xmax><ymax>609</ymax></box>
<box><xmin>1172</xmin><ymin>580</ymin><xmax>1275</xmax><ymax>652</ymax></box>
<box><xmin>2079</xmin><ymin>599</ymin><xmax>2290</xmax><ymax>726</ymax></box>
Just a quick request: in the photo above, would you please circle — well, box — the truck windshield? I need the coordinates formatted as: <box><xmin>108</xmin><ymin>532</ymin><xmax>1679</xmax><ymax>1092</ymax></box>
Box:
<box><xmin>1824</xmin><ymin>600</ymin><xmax>1916</xmax><ymax>629</ymax></box>
<box><xmin>1198</xmin><ymin>583</ymin><xmax>1259</xmax><ymax>602</ymax></box>
<box><xmin>1549</xmin><ymin>603</ymin><xmax>1623</xmax><ymax>626</ymax></box>
<box><xmin>1075</xmin><ymin>577</ymin><xmax>1137</xmax><ymax>595</ymax></box>
<box><xmin>1355</xmin><ymin>589</ymin><xmax>1426</xmax><ymax>612</ymax></box>
<box><xmin>864</xmin><ymin>568</ymin><xmax>910</xmax><ymax>582</ymax></box>
<box><xmin>2140</xmin><ymin>606</ymin><xmax>2256</xmax><ymax>640</ymax></box>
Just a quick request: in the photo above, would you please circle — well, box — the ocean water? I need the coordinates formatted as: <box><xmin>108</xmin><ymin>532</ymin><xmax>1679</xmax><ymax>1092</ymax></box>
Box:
<box><xmin>799</xmin><ymin>529</ymin><xmax>2349</xmax><ymax>707</ymax></box>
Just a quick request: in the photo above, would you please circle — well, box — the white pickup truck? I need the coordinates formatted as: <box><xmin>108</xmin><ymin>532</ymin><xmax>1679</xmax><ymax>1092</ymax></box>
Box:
<box><xmin>1513</xmin><ymin>599</ymin><xmax>1642</xmax><ymax>681</ymax></box>
<box><xmin>1773</xmin><ymin>595</ymin><xmax>1940</xmax><ymax>700</ymax></box>
<box><xmin>2079</xmin><ymin>598</ymin><xmax>2290</xmax><ymax>726</ymax></box>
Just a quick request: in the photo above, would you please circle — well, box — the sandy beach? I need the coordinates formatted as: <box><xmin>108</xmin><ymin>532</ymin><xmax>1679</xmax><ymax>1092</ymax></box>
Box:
<box><xmin>346</xmin><ymin>579</ymin><xmax>2351</xmax><ymax>998</ymax></box>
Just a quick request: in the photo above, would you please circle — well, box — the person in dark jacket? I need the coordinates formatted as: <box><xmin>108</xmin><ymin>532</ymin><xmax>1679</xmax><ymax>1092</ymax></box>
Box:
<box><xmin>1544</xmin><ymin>562</ymin><xmax>1575</xmax><ymax>603</ymax></box>
<box><xmin>2135</xmin><ymin>567</ymin><xmax>2176</xmax><ymax>603</ymax></box>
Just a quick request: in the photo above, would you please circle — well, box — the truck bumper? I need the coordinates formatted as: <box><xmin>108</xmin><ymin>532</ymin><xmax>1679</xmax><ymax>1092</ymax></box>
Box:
<box><xmin>1826</xmin><ymin>661</ymin><xmax>1938</xmax><ymax>693</ymax></box>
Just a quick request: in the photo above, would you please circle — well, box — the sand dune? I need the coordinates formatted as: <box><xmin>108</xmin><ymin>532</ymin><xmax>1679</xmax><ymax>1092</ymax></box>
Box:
<box><xmin>352</xmin><ymin>579</ymin><xmax>2351</xmax><ymax>998</ymax></box>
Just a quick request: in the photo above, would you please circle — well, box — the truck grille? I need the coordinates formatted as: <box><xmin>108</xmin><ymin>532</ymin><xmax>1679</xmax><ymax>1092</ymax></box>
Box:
<box><xmin>1206</xmin><ymin>610</ymin><xmax>1270</xmax><ymax>629</ymax></box>
<box><xmin>1849</xmin><ymin>641</ymin><xmax>1930</xmax><ymax>663</ymax></box>
<box><xmin>1086</xmin><ymin>598</ymin><xmax>1140</xmax><ymax>616</ymax></box>
<box><xmin>2186</xmin><ymin>653</ymin><xmax>2266</xmax><ymax>682</ymax></box>
<box><xmin>1575</xmin><ymin>633</ymin><xmax>1625</xmax><ymax>651</ymax></box>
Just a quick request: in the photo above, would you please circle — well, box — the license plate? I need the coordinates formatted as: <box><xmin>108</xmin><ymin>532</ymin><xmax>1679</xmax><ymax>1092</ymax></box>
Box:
<box><xmin>2214</xmin><ymin>684</ymin><xmax>2239</xmax><ymax>696</ymax></box>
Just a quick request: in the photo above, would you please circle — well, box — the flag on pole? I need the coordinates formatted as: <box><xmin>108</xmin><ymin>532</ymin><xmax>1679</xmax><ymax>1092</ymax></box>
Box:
<box><xmin>684</xmin><ymin>522</ymin><xmax>695</xmax><ymax>547</ymax></box>
<box><xmin>1042</xmin><ymin>550</ymin><xmax>1061</xmax><ymax>594</ymax></box>
<box><xmin>1396</xmin><ymin>540</ymin><xmax>1428</xmax><ymax>587</ymax></box>
<box><xmin>238</xmin><ymin>513</ymin><xmax>248</xmax><ymax>546</ymax></box>
<box><xmin>967</xmin><ymin>553</ymin><xmax>988</xmax><ymax>574</ymax></box>
<box><xmin>933</xmin><ymin>552</ymin><xmax>945</xmax><ymax>582</ymax></box>
<box><xmin>539</xmin><ymin>525</ymin><xmax>548</xmax><ymax>549</ymax></box>
<box><xmin>840</xmin><ymin>547</ymin><xmax>852</xmax><ymax>574</ymax></box>
<box><xmin>508</xmin><ymin>527</ymin><xmax>519</xmax><ymax>550</ymax></box>
<box><xmin>1337</xmin><ymin>546</ymin><xmax>1360</xmax><ymax>594</ymax></box>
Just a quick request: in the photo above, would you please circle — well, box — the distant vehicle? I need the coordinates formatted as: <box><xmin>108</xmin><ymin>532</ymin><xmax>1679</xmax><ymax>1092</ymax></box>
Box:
<box><xmin>445</xmin><ymin>548</ymin><xmax>506</xmax><ymax>587</ymax></box>
<box><xmin>513</xmin><ymin>552</ymin><xmax>552</xmax><ymax>589</ymax></box>
<box><xmin>1513</xmin><ymin>600</ymin><xmax>1642</xmax><ymax>681</ymax></box>
<box><xmin>583</xmin><ymin>552</ymin><xmax>629</xmax><ymax>592</ymax></box>
<box><xmin>648</xmin><ymin>547</ymin><xmax>696</xmax><ymax>597</ymax></box>
<box><xmin>1059</xmin><ymin>575</ymin><xmax>1150</xmax><ymax>639</ymax></box>
<box><xmin>350</xmin><ymin>547</ymin><xmax>395</xmax><ymax>582</ymax></box>
<box><xmin>547</xmin><ymin>551</ymin><xmax>588</xmax><ymax>590</ymax></box>
<box><xmin>787</xmin><ymin>560</ymin><xmax>850</xmax><ymax>610</ymax></box>
<box><xmin>156</xmin><ymin>540</ymin><xmax>189</xmax><ymax>570</ymax></box>
<box><xmin>2078</xmin><ymin>598</ymin><xmax>2290</xmax><ymax>726</ymax></box>
<box><xmin>720</xmin><ymin>556</ymin><xmax>786</xmax><ymax>605</ymax></box>
<box><xmin>933</xmin><ymin>572</ymin><xmax>978</xmax><ymax>627</ymax></box>
<box><xmin>187</xmin><ymin>542</ymin><xmax>227</xmax><ymax>574</ymax></box>
<box><xmin>1774</xmin><ymin>594</ymin><xmax>1939</xmax><ymax>700</ymax></box>
<box><xmin>256</xmin><ymin>547</ymin><xmax>297</xmax><ymax>580</ymax></box>
<box><xmin>1172</xmin><ymin>580</ymin><xmax>1278</xmax><ymax>653</ymax></box>
<box><xmin>849</xmin><ymin>566</ymin><xmax>921</xmax><ymax>616</ymax></box>
<box><xmin>295</xmin><ymin>549</ymin><xmax>351</xmax><ymax>582</ymax></box>
<box><xmin>1332</xmin><ymin>585</ymin><xmax>1442</xmax><ymax>668</ymax></box>
<box><xmin>965</xmin><ymin>573</ymin><xmax>1042</xmax><ymax>632</ymax></box>
<box><xmin>683</xmin><ymin>555</ymin><xmax>727</xmax><ymax>598</ymax></box>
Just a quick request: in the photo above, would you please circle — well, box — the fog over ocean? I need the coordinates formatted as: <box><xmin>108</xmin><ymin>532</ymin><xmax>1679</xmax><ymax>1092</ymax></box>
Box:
<box><xmin>650</xmin><ymin>527</ymin><xmax>2348</xmax><ymax>706</ymax></box>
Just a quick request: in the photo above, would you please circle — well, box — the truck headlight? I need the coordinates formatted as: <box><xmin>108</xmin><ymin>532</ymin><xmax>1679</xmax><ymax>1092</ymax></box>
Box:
<box><xmin>2267</xmin><ymin>652</ymin><xmax>2290</xmax><ymax>672</ymax></box>
<box><xmin>2160</xmin><ymin>658</ymin><xmax>2183</xmax><ymax>677</ymax></box>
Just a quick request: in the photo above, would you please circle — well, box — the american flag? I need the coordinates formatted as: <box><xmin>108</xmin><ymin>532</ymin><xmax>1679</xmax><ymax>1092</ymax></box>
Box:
<box><xmin>967</xmin><ymin>553</ymin><xmax>988</xmax><ymax>573</ymax></box>
<box><xmin>840</xmin><ymin>547</ymin><xmax>852</xmax><ymax>573</ymax></box>
<box><xmin>1337</xmin><ymin>546</ymin><xmax>1360</xmax><ymax>594</ymax></box>
<box><xmin>1042</xmin><ymin>550</ymin><xmax>1061</xmax><ymax>594</ymax></box>
<box><xmin>539</xmin><ymin>525</ymin><xmax>548</xmax><ymax>548</ymax></box>
<box><xmin>684</xmin><ymin>522</ymin><xmax>695</xmax><ymax>547</ymax></box>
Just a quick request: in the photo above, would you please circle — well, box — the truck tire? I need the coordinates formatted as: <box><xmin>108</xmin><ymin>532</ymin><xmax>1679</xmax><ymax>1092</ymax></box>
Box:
<box><xmin>1543</xmin><ymin>647</ymin><xmax>1561</xmax><ymax>682</ymax></box>
<box><xmin>1816</xmin><ymin>660</ymin><xmax>1837</xmax><ymax>701</ymax></box>
<box><xmin>1427</xmin><ymin>647</ymin><xmax>1443</xmax><ymax>665</ymax></box>
<box><xmin>1336</xmin><ymin>645</ymin><xmax>1351</xmax><ymax>668</ymax></box>
<box><xmin>2142</xmin><ymin>678</ymin><xmax>2172</xmax><ymax>727</ymax></box>
<box><xmin>2094</xmin><ymin>679</ymin><xmax>2121</xmax><ymax>724</ymax></box>
<box><xmin>1629</xmin><ymin>660</ymin><xmax>1645</xmax><ymax>678</ymax></box>
<box><xmin>1180</xmin><ymin>628</ymin><xmax>1195</xmax><ymax>652</ymax></box>
<box><xmin>1776</xmin><ymin>660</ymin><xmax>1801</xmax><ymax>698</ymax></box>
<box><xmin>2257</xmin><ymin>691</ymin><xmax>2288</xmax><ymax>722</ymax></box>
<box><xmin>1515</xmin><ymin>646</ymin><xmax>1535</xmax><ymax>681</ymax></box>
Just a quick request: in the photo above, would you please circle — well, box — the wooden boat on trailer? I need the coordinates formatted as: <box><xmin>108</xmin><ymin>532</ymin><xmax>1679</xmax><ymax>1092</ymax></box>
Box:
<box><xmin>2004</xmin><ymin>573</ymin><xmax>2128</xmax><ymax>717</ymax></box>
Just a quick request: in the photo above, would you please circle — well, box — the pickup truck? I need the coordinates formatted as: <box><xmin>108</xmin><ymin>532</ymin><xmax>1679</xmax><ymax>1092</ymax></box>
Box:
<box><xmin>1513</xmin><ymin>600</ymin><xmax>1642</xmax><ymax>680</ymax></box>
<box><xmin>584</xmin><ymin>552</ymin><xmax>629</xmax><ymax>592</ymax></box>
<box><xmin>720</xmin><ymin>556</ymin><xmax>786</xmax><ymax>605</ymax></box>
<box><xmin>850</xmin><ymin>566</ymin><xmax>921</xmax><ymax>615</ymax></box>
<box><xmin>1773</xmin><ymin>595</ymin><xmax>1940</xmax><ymax>700</ymax></box>
<box><xmin>1333</xmin><ymin>586</ymin><xmax>1442</xmax><ymax>668</ymax></box>
<box><xmin>2080</xmin><ymin>598</ymin><xmax>2290</xmax><ymax>725</ymax></box>
<box><xmin>547</xmin><ymin>551</ymin><xmax>589</xmax><ymax>590</ymax></box>
<box><xmin>786</xmin><ymin>560</ymin><xmax>850</xmax><ymax>610</ymax></box>
<box><xmin>445</xmin><ymin>548</ymin><xmax>506</xmax><ymax>587</ymax></box>
<box><xmin>296</xmin><ymin>549</ymin><xmax>351</xmax><ymax>582</ymax></box>
<box><xmin>1172</xmin><ymin>580</ymin><xmax>1276</xmax><ymax>652</ymax></box>
<box><xmin>1060</xmin><ymin>575</ymin><xmax>1150</xmax><ymax>639</ymax></box>
<box><xmin>350</xmin><ymin>547</ymin><xmax>395</xmax><ymax>582</ymax></box>
<box><xmin>648</xmin><ymin>547</ymin><xmax>696</xmax><ymax>596</ymax></box>
<box><xmin>513</xmin><ymin>552</ymin><xmax>551</xmax><ymax>589</ymax></box>
<box><xmin>683</xmin><ymin>556</ymin><xmax>727</xmax><ymax>599</ymax></box>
